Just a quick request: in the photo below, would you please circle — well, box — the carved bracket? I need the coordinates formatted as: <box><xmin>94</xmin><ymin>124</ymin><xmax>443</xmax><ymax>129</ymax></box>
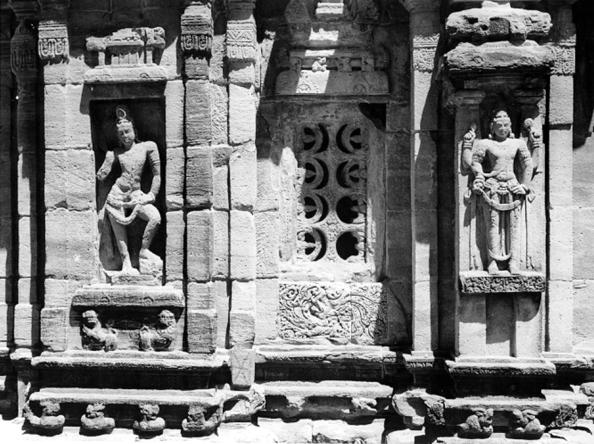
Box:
<box><xmin>181</xmin><ymin>3</ymin><xmax>212</xmax><ymax>57</ymax></box>
<box><xmin>38</xmin><ymin>20</ymin><xmax>68</xmax><ymax>62</ymax></box>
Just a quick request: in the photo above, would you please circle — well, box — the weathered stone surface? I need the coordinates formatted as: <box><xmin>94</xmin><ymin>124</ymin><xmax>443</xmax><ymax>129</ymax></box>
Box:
<box><xmin>187</xmin><ymin>309</ymin><xmax>217</xmax><ymax>353</ymax></box>
<box><xmin>230</xmin><ymin>143</ymin><xmax>257</xmax><ymax>211</ymax></box>
<box><xmin>165</xmin><ymin>147</ymin><xmax>184</xmax><ymax>210</ymax></box>
<box><xmin>187</xmin><ymin>210</ymin><xmax>214</xmax><ymax>282</ymax></box>
<box><xmin>45</xmin><ymin>209</ymin><xmax>96</xmax><ymax>280</ymax></box>
<box><xmin>229</xmin><ymin>84</ymin><xmax>256</xmax><ymax>145</ymax></box>
<box><xmin>186</xmin><ymin>146</ymin><xmax>213</xmax><ymax>210</ymax></box>
<box><xmin>210</xmin><ymin>84</ymin><xmax>228</xmax><ymax>145</ymax></box>
<box><xmin>72</xmin><ymin>285</ymin><xmax>184</xmax><ymax>307</ymax></box>
<box><xmin>186</xmin><ymin>80</ymin><xmax>212</xmax><ymax>146</ymax></box>
<box><xmin>229</xmin><ymin>310</ymin><xmax>255</xmax><ymax>348</ymax></box>
<box><xmin>459</xmin><ymin>272</ymin><xmax>546</xmax><ymax>294</ymax></box>
<box><xmin>255</xmin><ymin>279</ymin><xmax>279</xmax><ymax>343</ymax></box>
<box><xmin>40</xmin><ymin>308</ymin><xmax>68</xmax><ymax>352</ymax></box>
<box><xmin>446</xmin><ymin>6</ymin><xmax>552</xmax><ymax>42</ymax></box>
<box><xmin>276</xmin><ymin>70</ymin><xmax>389</xmax><ymax>96</ymax></box>
<box><xmin>445</xmin><ymin>41</ymin><xmax>554</xmax><ymax>74</ymax></box>
<box><xmin>230</xmin><ymin>347</ymin><xmax>255</xmax><ymax>389</ymax></box>
<box><xmin>230</xmin><ymin>211</ymin><xmax>256</xmax><ymax>280</ymax></box>
<box><xmin>166</xmin><ymin>211</ymin><xmax>184</xmax><ymax>282</ymax></box>
<box><xmin>256</xmin><ymin>212</ymin><xmax>280</xmax><ymax>278</ymax></box>
<box><xmin>45</xmin><ymin>150</ymin><xmax>95</xmax><ymax>211</ymax></box>
<box><xmin>164</xmin><ymin>80</ymin><xmax>184</xmax><ymax>147</ymax></box>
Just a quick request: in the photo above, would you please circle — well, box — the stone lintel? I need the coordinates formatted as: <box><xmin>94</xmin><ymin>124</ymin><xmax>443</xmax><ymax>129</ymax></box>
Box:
<box><xmin>32</xmin><ymin>349</ymin><xmax>228</xmax><ymax>370</ymax></box>
<box><xmin>276</xmin><ymin>70</ymin><xmax>389</xmax><ymax>96</ymax></box>
<box><xmin>445</xmin><ymin>41</ymin><xmax>554</xmax><ymax>75</ymax></box>
<box><xmin>83</xmin><ymin>65</ymin><xmax>168</xmax><ymax>84</ymax></box>
<box><xmin>446</xmin><ymin>357</ymin><xmax>556</xmax><ymax>378</ymax></box>
<box><xmin>459</xmin><ymin>271</ymin><xmax>546</xmax><ymax>294</ymax></box>
<box><xmin>72</xmin><ymin>285</ymin><xmax>184</xmax><ymax>308</ymax></box>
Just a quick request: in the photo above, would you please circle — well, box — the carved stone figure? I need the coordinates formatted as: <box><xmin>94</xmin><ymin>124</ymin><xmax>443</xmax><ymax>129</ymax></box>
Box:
<box><xmin>139</xmin><ymin>309</ymin><xmax>176</xmax><ymax>351</ymax></box>
<box><xmin>464</xmin><ymin>110</ymin><xmax>534</xmax><ymax>274</ymax></box>
<box><xmin>509</xmin><ymin>409</ymin><xmax>545</xmax><ymax>439</ymax></box>
<box><xmin>96</xmin><ymin>105</ymin><xmax>162</xmax><ymax>276</ymax></box>
<box><xmin>81</xmin><ymin>310</ymin><xmax>118</xmax><ymax>351</ymax></box>
<box><xmin>181</xmin><ymin>404</ymin><xmax>223</xmax><ymax>436</ymax></box>
<box><xmin>80</xmin><ymin>403</ymin><xmax>115</xmax><ymax>435</ymax></box>
<box><xmin>133</xmin><ymin>403</ymin><xmax>165</xmax><ymax>436</ymax></box>
<box><xmin>23</xmin><ymin>401</ymin><xmax>65</xmax><ymax>435</ymax></box>
<box><xmin>457</xmin><ymin>408</ymin><xmax>493</xmax><ymax>439</ymax></box>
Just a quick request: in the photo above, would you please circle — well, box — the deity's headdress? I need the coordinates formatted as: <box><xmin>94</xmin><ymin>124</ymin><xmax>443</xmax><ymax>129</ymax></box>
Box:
<box><xmin>115</xmin><ymin>105</ymin><xmax>133</xmax><ymax>128</ymax></box>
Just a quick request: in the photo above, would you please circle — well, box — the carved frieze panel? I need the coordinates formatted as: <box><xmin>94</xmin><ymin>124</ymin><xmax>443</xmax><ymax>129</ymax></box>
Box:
<box><xmin>278</xmin><ymin>282</ymin><xmax>386</xmax><ymax>344</ymax></box>
<box><xmin>84</xmin><ymin>27</ymin><xmax>167</xmax><ymax>83</ymax></box>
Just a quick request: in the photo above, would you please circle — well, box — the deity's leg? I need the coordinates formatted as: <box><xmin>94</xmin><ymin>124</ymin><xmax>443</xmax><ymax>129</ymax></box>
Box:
<box><xmin>108</xmin><ymin>213</ymin><xmax>135</xmax><ymax>273</ymax></box>
<box><xmin>508</xmin><ymin>202</ymin><xmax>523</xmax><ymax>275</ymax></box>
<box><xmin>482</xmin><ymin>197</ymin><xmax>500</xmax><ymax>274</ymax></box>
<box><xmin>137</xmin><ymin>204</ymin><xmax>161</xmax><ymax>261</ymax></box>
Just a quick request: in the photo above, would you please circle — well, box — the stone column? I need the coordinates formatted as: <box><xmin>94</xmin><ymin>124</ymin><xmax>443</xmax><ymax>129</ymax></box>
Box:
<box><xmin>9</xmin><ymin>0</ymin><xmax>39</xmax><ymax>414</ymax></box>
<box><xmin>546</xmin><ymin>0</ymin><xmax>576</xmax><ymax>355</ymax></box>
<box><xmin>181</xmin><ymin>1</ymin><xmax>220</xmax><ymax>354</ymax></box>
<box><xmin>401</xmin><ymin>0</ymin><xmax>441</xmax><ymax>355</ymax></box>
<box><xmin>449</xmin><ymin>90</ymin><xmax>487</xmax><ymax>356</ymax></box>
<box><xmin>227</xmin><ymin>0</ymin><xmax>257</xmax><ymax>389</ymax></box>
<box><xmin>0</xmin><ymin>3</ymin><xmax>14</xmax><ymax>356</ymax></box>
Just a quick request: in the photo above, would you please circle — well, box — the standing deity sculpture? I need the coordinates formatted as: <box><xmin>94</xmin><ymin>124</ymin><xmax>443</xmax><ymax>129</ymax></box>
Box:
<box><xmin>463</xmin><ymin>110</ymin><xmax>539</xmax><ymax>274</ymax></box>
<box><xmin>96</xmin><ymin>105</ymin><xmax>162</xmax><ymax>276</ymax></box>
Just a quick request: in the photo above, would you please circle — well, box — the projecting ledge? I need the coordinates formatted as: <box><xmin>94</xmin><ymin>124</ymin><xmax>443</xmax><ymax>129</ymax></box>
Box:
<box><xmin>459</xmin><ymin>271</ymin><xmax>546</xmax><ymax>294</ymax></box>
<box><xmin>72</xmin><ymin>285</ymin><xmax>184</xmax><ymax>308</ymax></box>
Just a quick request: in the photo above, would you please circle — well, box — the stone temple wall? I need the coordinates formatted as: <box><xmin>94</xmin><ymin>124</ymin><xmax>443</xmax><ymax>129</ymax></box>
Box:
<box><xmin>0</xmin><ymin>0</ymin><xmax>593</xmax><ymax>443</ymax></box>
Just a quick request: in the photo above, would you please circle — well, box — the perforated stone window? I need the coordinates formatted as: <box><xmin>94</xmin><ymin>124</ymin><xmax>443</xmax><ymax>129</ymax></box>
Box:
<box><xmin>296</xmin><ymin>122</ymin><xmax>368</xmax><ymax>263</ymax></box>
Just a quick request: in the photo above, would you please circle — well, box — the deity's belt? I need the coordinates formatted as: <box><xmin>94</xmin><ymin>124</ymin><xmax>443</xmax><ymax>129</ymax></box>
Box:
<box><xmin>476</xmin><ymin>189</ymin><xmax>523</xmax><ymax>211</ymax></box>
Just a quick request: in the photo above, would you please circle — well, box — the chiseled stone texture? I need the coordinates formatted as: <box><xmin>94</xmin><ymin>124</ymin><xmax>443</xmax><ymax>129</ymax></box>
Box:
<box><xmin>230</xmin><ymin>210</ymin><xmax>256</xmax><ymax>280</ymax></box>
<box><xmin>186</xmin><ymin>146</ymin><xmax>213</xmax><ymax>210</ymax></box>
<box><xmin>45</xmin><ymin>150</ymin><xmax>95</xmax><ymax>211</ymax></box>
<box><xmin>45</xmin><ymin>209</ymin><xmax>96</xmax><ymax>280</ymax></box>
<box><xmin>187</xmin><ymin>210</ymin><xmax>214</xmax><ymax>282</ymax></box>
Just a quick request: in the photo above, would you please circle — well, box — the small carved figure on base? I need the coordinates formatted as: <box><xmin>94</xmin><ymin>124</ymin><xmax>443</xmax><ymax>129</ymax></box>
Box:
<box><xmin>133</xmin><ymin>403</ymin><xmax>165</xmax><ymax>436</ymax></box>
<box><xmin>457</xmin><ymin>408</ymin><xmax>493</xmax><ymax>439</ymax></box>
<box><xmin>23</xmin><ymin>401</ymin><xmax>65</xmax><ymax>436</ymax></box>
<box><xmin>81</xmin><ymin>310</ymin><xmax>118</xmax><ymax>351</ymax></box>
<box><xmin>80</xmin><ymin>403</ymin><xmax>115</xmax><ymax>435</ymax></box>
<box><xmin>181</xmin><ymin>404</ymin><xmax>223</xmax><ymax>437</ymax></box>
<box><xmin>96</xmin><ymin>105</ymin><xmax>162</xmax><ymax>277</ymax></box>
<box><xmin>138</xmin><ymin>309</ymin><xmax>176</xmax><ymax>351</ymax></box>
<box><xmin>509</xmin><ymin>409</ymin><xmax>545</xmax><ymax>439</ymax></box>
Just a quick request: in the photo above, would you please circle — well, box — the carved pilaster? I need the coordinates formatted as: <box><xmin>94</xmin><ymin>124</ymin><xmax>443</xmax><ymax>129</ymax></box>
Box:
<box><xmin>549</xmin><ymin>0</ymin><xmax>577</xmax><ymax>76</ymax></box>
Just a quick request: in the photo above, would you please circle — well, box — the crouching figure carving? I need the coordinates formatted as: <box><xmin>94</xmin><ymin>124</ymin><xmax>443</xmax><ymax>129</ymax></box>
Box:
<box><xmin>181</xmin><ymin>404</ymin><xmax>223</xmax><ymax>436</ymax></box>
<box><xmin>81</xmin><ymin>310</ymin><xmax>118</xmax><ymax>351</ymax></box>
<box><xmin>509</xmin><ymin>409</ymin><xmax>545</xmax><ymax>439</ymax></box>
<box><xmin>139</xmin><ymin>309</ymin><xmax>176</xmax><ymax>351</ymax></box>
<box><xmin>23</xmin><ymin>401</ymin><xmax>65</xmax><ymax>435</ymax></box>
<box><xmin>458</xmin><ymin>408</ymin><xmax>493</xmax><ymax>439</ymax></box>
<box><xmin>81</xmin><ymin>403</ymin><xmax>115</xmax><ymax>435</ymax></box>
<box><xmin>133</xmin><ymin>403</ymin><xmax>165</xmax><ymax>436</ymax></box>
<box><xmin>463</xmin><ymin>110</ymin><xmax>539</xmax><ymax>275</ymax></box>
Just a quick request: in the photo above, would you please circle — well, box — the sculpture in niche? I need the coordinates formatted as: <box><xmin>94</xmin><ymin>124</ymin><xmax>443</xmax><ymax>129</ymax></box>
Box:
<box><xmin>138</xmin><ymin>309</ymin><xmax>176</xmax><ymax>351</ymax></box>
<box><xmin>80</xmin><ymin>403</ymin><xmax>115</xmax><ymax>435</ymax></box>
<box><xmin>81</xmin><ymin>310</ymin><xmax>118</xmax><ymax>351</ymax></box>
<box><xmin>133</xmin><ymin>403</ymin><xmax>165</xmax><ymax>436</ymax></box>
<box><xmin>463</xmin><ymin>110</ymin><xmax>538</xmax><ymax>274</ymax></box>
<box><xmin>23</xmin><ymin>401</ymin><xmax>65</xmax><ymax>436</ymax></box>
<box><xmin>96</xmin><ymin>105</ymin><xmax>162</xmax><ymax>276</ymax></box>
